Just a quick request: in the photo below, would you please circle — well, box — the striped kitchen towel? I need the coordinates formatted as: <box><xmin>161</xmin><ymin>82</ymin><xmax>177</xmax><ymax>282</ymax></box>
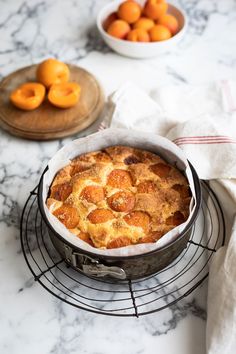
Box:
<box><xmin>166</xmin><ymin>113</ymin><xmax>236</xmax><ymax>179</ymax></box>
<box><xmin>103</xmin><ymin>81</ymin><xmax>236</xmax><ymax>180</ymax></box>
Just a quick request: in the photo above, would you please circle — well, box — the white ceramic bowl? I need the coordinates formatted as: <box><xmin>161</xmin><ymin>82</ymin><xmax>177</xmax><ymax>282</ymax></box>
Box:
<box><xmin>97</xmin><ymin>0</ymin><xmax>187</xmax><ymax>59</ymax></box>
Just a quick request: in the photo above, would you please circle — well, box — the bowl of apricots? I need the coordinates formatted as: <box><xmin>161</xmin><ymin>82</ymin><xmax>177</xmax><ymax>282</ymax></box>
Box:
<box><xmin>97</xmin><ymin>0</ymin><xmax>187</xmax><ymax>58</ymax></box>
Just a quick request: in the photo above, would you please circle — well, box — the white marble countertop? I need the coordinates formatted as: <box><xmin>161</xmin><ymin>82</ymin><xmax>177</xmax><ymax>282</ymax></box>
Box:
<box><xmin>1</xmin><ymin>0</ymin><xmax>236</xmax><ymax>353</ymax></box>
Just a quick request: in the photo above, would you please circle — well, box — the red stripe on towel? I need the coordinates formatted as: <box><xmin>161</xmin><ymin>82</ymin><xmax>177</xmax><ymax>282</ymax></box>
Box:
<box><xmin>173</xmin><ymin>135</ymin><xmax>236</xmax><ymax>145</ymax></box>
<box><xmin>175</xmin><ymin>140</ymin><xmax>236</xmax><ymax>146</ymax></box>
<box><xmin>174</xmin><ymin>135</ymin><xmax>232</xmax><ymax>141</ymax></box>
<box><xmin>173</xmin><ymin>136</ymin><xmax>236</xmax><ymax>145</ymax></box>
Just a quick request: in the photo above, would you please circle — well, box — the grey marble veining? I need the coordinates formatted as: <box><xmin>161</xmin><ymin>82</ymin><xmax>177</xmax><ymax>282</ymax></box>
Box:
<box><xmin>0</xmin><ymin>0</ymin><xmax>236</xmax><ymax>353</ymax></box>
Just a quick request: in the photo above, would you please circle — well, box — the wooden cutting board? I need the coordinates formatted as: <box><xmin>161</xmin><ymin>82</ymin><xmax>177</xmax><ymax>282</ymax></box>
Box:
<box><xmin>0</xmin><ymin>64</ymin><xmax>105</xmax><ymax>140</ymax></box>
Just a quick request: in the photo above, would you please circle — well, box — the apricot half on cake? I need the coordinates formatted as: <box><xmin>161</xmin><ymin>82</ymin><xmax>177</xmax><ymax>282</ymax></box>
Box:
<box><xmin>36</xmin><ymin>58</ymin><xmax>70</xmax><ymax>88</ymax></box>
<box><xmin>107</xmin><ymin>191</ymin><xmax>135</xmax><ymax>212</ymax></box>
<box><xmin>48</xmin><ymin>82</ymin><xmax>81</xmax><ymax>108</ymax></box>
<box><xmin>10</xmin><ymin>82</ymin><xmax>46</xmax><ymax>110</ymax></box>
<box><xmin>53</xmin><ymin>205</ymin><xmax>80</xmax><ymax>229</ymax></box>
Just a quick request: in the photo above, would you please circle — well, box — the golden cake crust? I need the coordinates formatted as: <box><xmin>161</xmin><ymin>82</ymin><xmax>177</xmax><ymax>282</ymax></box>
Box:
<box><xmin>47</xmin><ymin>146</ymin><xmax>191</xmax><ymax>249</ymax></box>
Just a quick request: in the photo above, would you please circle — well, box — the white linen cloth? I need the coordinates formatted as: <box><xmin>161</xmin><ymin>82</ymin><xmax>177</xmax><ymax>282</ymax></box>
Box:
<box><xmin>100</xmin><ymin>81</ymin><xmax>236</xmax><ymax>354</ymax></box>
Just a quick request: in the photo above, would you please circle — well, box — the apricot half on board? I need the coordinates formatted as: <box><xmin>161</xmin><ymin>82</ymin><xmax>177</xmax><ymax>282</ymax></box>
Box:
<box><xmin>36</xmin><ymin>58</ymin><xmax>70</xmax><ymax>88</ymax></box>
<box><xmin>10</xmin><ymin>82</ymin><xmax>46</xmax><ymax>110</ymax></box>
<box><xmin>48</xmin><ymin>82</ymin><xmax>81</xmax><ymax>109</ymax></box>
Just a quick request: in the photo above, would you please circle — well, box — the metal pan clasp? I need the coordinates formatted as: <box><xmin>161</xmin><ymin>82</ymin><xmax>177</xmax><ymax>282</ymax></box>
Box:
<box><xmin>64</xmin><ymin>245</ymin><xmax>126</xmax><ymax>280</ymax></box>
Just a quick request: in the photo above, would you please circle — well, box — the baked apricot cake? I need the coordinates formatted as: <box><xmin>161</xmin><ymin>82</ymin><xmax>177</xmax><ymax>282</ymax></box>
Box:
<box><xmin>46</xmin><ymin>146</ymin><xmax>191</xmax><ymax>249</ymax></box>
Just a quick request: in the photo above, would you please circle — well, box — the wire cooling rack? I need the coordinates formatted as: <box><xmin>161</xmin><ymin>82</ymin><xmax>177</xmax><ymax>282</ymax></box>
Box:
<box><xmin>20</xmin><ymin>181</ymin><xmax>225</xmax><ymax>317</ymax></box>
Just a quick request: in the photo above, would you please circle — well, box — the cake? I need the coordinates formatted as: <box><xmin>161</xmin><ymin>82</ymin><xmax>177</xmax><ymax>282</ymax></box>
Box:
<box><xmin>46</xmin><ymin>145</ymin><xmax>191</xmax><ymax>249</ymax></box>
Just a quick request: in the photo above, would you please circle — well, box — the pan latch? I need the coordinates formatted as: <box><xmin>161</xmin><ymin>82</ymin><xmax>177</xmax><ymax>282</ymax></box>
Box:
<box><xmin>64</xmin><ymin>245</ymin><xmax>126</xmax><ymax>280</ymax></box>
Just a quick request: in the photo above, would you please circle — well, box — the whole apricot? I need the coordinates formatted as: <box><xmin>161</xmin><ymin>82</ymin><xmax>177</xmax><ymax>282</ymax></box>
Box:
<box><xmin>107</xmin><ymin>19</ymin><xmax>131</xmax><ymax>39</ymax></box>
<box><xmin>48</xmin><ymin>82</ymin><xmax>81</xmax><ymax>108</ymax></box>
<box><xmin>144</xmin><ymin>0</ymin><xmax>168</xmax><ymax>20</ymax></box>
<box><xmin>133</xmin><ymin>17</ymin><xmax>155</xmax><ymax>31</ymax></box>
<box><xmin>118</xmin><ymin>0</ymin><xmax>141</xmax><ymax>24</ymax></box>
<box><xmin>103</xmin><ymin>12</ymin><xmax>117</xmax><ymax>31</ymax></box>
<box><xmin>10</xmin><ymin>82</ymin><xmax>45</xmax><ymax>110</ymax></box>
<box><xmin>158</xmin><ymin>13</ymin><xmax>179</xmax><ymax>35</ymax></box>
<box><xmin>36</xmin><ymin>58</ymin><xmax>70</xmax><ymax>88</ymax></box>
<box><xmin>127</xmin><ymin>28</ymin><xmax>150</xmax><ymax>42</ymax></box>
<box><xmin>149</xmin><ymin>24</ymin><xmax>171</xmax><ymax>41</ymax></box>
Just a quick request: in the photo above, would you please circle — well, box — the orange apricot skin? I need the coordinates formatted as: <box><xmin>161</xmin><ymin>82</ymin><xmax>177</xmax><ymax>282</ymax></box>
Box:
<box><xmin>158</xmin><ymin>14</ymin><xmax>179</xmax><ymax>35</ymax></box>
<box><xmin>139</xmin><ymin>231</ymin><xmax>163</xmax><ymax>243</ymax></box>
<box><xmin>133</xmin><ymin>17</ymin><xmax>155</xmax><ymax>31</ymax></box>
<box><xmin>137</xmin><ymin>180</ymin><xmax>157</xmax><ymax>193</ymax></box>
<box><xmin>124</xmin><ymin>211</ymin><xmax>150</xmax><ymax>233</ymax></box>
<box><xmin>77</xmin><ymin>232</ymin><xmax>94</xmax><ymax>247</ymax></box>
<box><xmin>107</xmin><ymin>236</ymin><xmax>132</xmax><ymax>249</ymax></box>
<box><xmin>107</xmin><ymin>169</ymin><xmax>133</xmax><ymax>188</ymax></box>
<box><xmin>107</xmin><ymin>191</ymin><xmax>135</xmax><ymax>212</ymax></box>
<box><xmin>80</xmin><ymin>185</ymin><xmax>104</xmax><ymax>204</ymax></box>
<box><xmin>50</xmin><ymin>182</ymin><xmax>72</xmax><ymax>201</ymax></box>
<box><xmin>48</xmin><ymin>82</ymin><xmax>81</xmax><ymax>109</ymax></box>
<box><xmin>149</xmin><ymin>24</ymin><xmax>171</xmax><ymax>41</ymax></box>
<box><xmin>103</xmin><ymin>12</ymin><xmax>117</xmax><ymax>31</ymax></box>
<box><xmin>10</xmin><ymin>82</ymin><xmax>45</xmax><ymax>111</ymax></box>
<box><xmin>118</xmin><ymin>1</ymin><xmax>141</xmax><ymax>24</ymax></box>
<box><xmin>53</xmin><ymin>205</ymin><xmax>80</xmax><ymax>229</ymax></box>
<box><xmin>126</xmin><ymin>28</ymin><xmax>150</xmax><ymax>42</ymax></box>
<box><xmin>87</xmin><ymin>209</ymin><xmax>115</xmax><ymax>224</ymax></box>
<box><xmin>144</xmin><ymin>0</ymin><xmax>168</xmax><ymax>20</ymax></box>
<box><xmin>107</xmin><ymin>19</ymin><xmax>131</xmax><ymax>39</ymax></box>
<box><xmin>36</xmin><ymin>58</ymin><xmax>70</xmax><ymax>88</ymax></box>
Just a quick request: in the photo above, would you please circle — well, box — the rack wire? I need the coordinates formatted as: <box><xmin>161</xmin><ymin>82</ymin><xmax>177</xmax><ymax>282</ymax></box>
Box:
<box><xmin>20</xmin><ymin>181</ymin><xmax>225</xmax><ymax>317</ymax></box>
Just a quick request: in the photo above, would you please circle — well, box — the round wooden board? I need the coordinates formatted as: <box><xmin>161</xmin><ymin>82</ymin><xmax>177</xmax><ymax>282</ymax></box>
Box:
<box><xmin>0</xmin><ymin>64</ymin><xmax>105</xmax><ymax>140</ymax></box>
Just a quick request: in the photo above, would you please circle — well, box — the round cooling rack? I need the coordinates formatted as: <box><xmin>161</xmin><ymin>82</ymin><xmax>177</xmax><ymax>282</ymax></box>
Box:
<box><xmin>20</xmin><ymin>181</ymin><xmax>225</xmax><ymax>317</ymax></box>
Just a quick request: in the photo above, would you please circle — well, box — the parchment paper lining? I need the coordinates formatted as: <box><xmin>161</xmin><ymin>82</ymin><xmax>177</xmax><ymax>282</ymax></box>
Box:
<box><xmin>42</xmin><ymin>128</ymin><xmax>197</xmax><ymax>257</ymax></box>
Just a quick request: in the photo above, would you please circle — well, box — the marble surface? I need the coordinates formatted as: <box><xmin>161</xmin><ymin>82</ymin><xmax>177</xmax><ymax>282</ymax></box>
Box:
<box><xmin>0</xmin><ymin>0</ymin><xmax>236</xmax><ymax>353</ymax></box>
